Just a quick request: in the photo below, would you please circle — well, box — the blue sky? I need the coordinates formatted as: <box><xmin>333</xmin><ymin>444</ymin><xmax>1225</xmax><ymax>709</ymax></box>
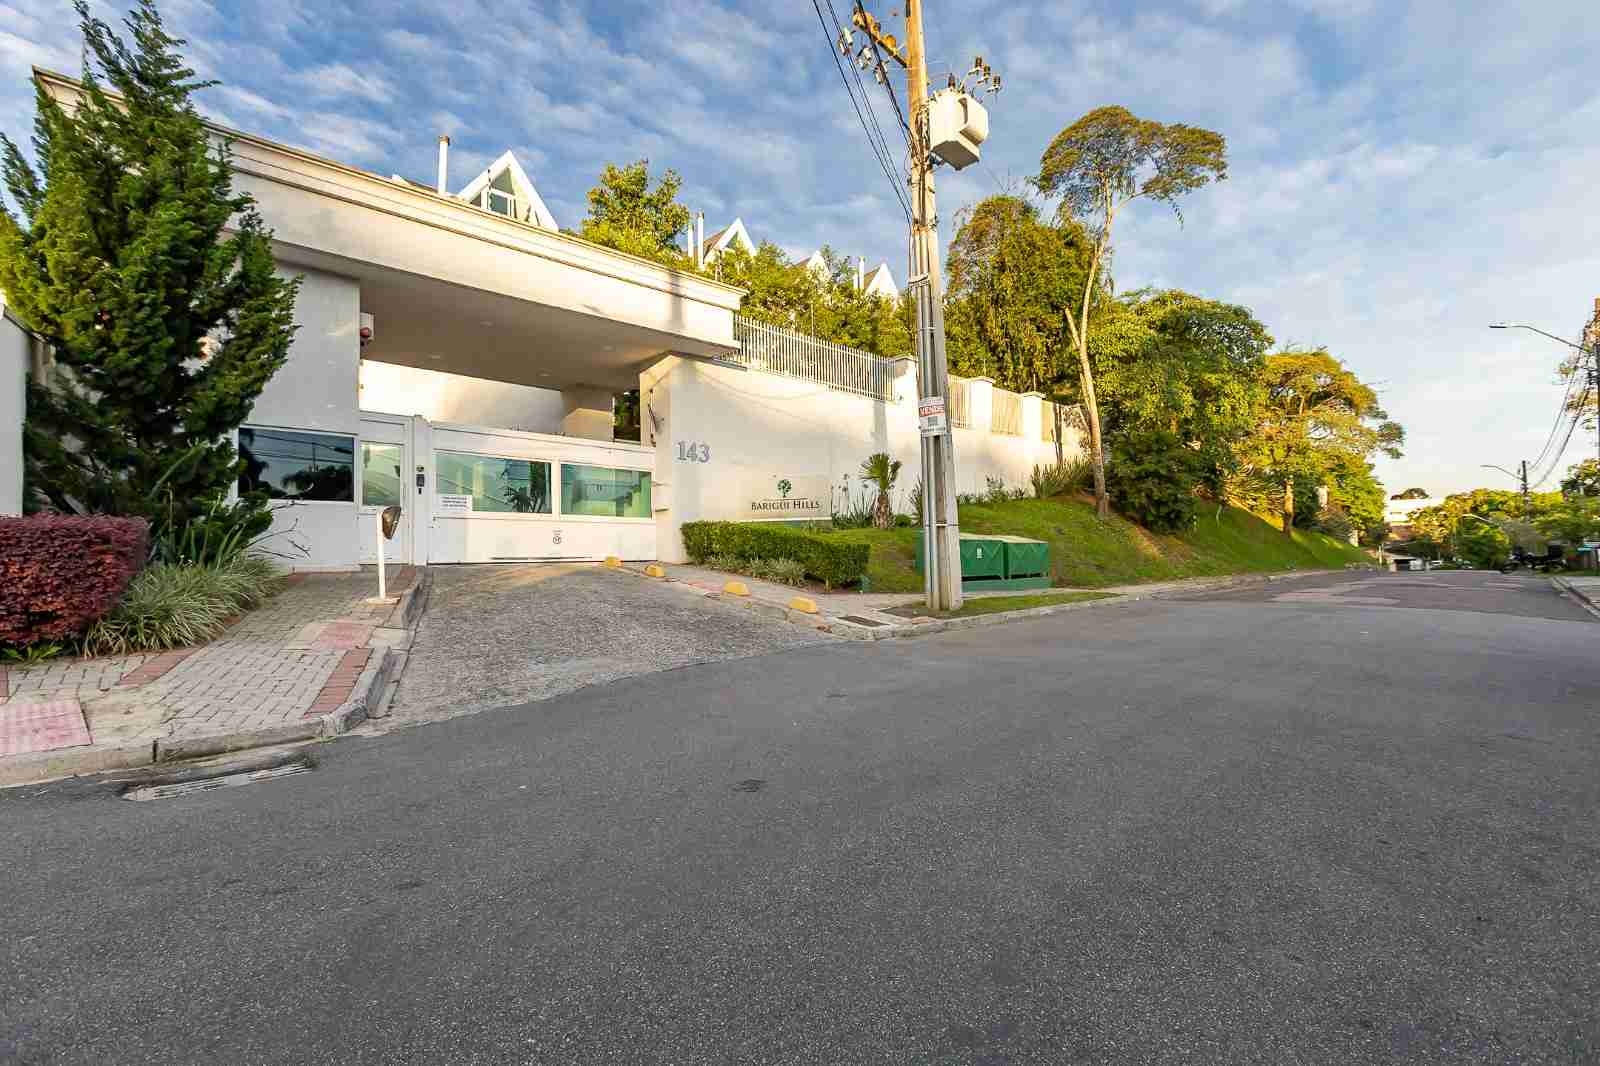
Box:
<box><xmin>2</xmin><ymin>0</ymin><xmax>1598</xmax><ymax>496</ymax></box>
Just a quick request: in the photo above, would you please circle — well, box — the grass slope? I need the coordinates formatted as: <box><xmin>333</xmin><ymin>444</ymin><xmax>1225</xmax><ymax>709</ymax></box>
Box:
<box><xmin>823</xmin><ymin>495</ymin><xmax>1371</xmax><ymax>593</ymax></box>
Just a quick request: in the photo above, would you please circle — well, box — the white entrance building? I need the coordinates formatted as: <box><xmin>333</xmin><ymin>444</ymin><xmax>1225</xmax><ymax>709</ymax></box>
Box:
<box><xmin>1</xmin><ymin>68</ymin><xmax>1083</xmax><ymax>568</ymax></box>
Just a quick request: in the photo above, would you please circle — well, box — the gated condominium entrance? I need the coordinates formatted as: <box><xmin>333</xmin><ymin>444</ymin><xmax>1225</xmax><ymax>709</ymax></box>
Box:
<box><xmin>353</xmin><ymin>413</ymin><xmax>655</xmax><ymax>565</ymax></box>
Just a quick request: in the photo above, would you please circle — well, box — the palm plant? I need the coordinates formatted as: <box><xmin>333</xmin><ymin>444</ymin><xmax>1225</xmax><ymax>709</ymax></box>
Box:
<box><xmin>859</xmin><ymin>452</ymin><xmax>902</xmax><ymax>530</ymax></box>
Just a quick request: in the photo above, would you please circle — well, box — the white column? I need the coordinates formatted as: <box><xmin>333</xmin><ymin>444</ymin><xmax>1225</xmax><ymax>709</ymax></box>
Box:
<box><xmin>1021</xmin><ymin>391</ymin><xmax>1046</xmax><ymax>469</ymax></box>
<box><xmin>0</xmin><ymin>311</ymin><xmax>26</xmax><ymax>516</ymax></box>
<box><xmin>969</xmin><ymin>377</ymin><xmax>995</xmax><ymax>432</ymax></box>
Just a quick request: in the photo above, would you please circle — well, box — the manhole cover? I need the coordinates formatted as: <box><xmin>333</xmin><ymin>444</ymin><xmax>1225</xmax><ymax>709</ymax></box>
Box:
<box><xmin>731</xmin><ymin>779</ymin><xmax>766</xmax><ymax>793</ymax></box>
<box><xmin>840</xmin><ymin>615</ymin><xmax>888</xmax><ymax>627</ymax></box>
<box><xmin>123</xmin><ymin>762</ymin><xmax>312</xmax><ymax>802</ymax></box>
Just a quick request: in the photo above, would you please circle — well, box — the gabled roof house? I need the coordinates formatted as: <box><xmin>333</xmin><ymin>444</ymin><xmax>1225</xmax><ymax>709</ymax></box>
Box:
<box><xmin>454</xmin><ymin>150</ymin><xmax>559</xmax><ymax>231</ymax></box>
<box><xmin>699</xmin><ymin>218</ymin><xmax>755</xmax><ymax>263</ymax></box>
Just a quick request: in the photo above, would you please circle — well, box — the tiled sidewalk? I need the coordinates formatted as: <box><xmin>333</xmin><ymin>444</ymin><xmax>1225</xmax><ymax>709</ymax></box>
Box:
<box><xmin>0</xmin><ymin>566</ymin><xmax>414</xmax><ymax>761</ymax></box>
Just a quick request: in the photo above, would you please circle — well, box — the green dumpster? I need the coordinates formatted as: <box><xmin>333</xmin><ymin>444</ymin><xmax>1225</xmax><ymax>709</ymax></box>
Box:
<box><xmin>914</xmin><ymin>533</ymin><xmax>1007</xmax><ymax>580</ymax></box>
<box><xmin>990</xmin><ymin>535</ymin><xmax>1050</xmax><ymax>580</ymax></box>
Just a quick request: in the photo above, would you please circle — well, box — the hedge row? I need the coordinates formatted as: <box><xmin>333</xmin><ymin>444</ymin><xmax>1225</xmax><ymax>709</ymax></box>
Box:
<box><xmin>681</xmin><ymin>521</ymin><xmax>869</xmax><ymax>588</ymax></box>
<box><xmin>0</xmin><ymin>515</ymin><xmax>149</xmax><ymax>646</ymax></box>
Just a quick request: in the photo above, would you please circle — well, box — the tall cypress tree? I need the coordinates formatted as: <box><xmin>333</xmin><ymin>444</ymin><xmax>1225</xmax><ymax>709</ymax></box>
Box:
<box><xmin>0</xmin><ymin>0</ymin><xmax>298</xmax><ymax>520</ymax></box>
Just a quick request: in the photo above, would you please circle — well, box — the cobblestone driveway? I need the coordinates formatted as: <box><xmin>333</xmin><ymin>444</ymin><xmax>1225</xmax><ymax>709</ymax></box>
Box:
<box><xmin>386</xmin><ymin>564</ymin><xmax>833</xmax><ymax>723</ymax></box>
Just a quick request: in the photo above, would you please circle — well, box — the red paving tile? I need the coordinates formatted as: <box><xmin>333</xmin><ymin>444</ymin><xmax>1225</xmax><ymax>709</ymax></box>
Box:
<box><xmin>116</xmin><ymin>649</ymin><xmax>196</xmax><ymax>688</ymax></box>
<box><xmin>312</xmin><ymin>621</ymin><xmax>376</xmax><ymax>651</ymax></box>
<box><xmin>0</xmin><ymin>699</ymin><xmax>93</xmax><ymax>757</ymax></box>
<box><xmin>303</xmin><ymin>648</ymin><xmax>371</xmax><ymax>718</ymax></box>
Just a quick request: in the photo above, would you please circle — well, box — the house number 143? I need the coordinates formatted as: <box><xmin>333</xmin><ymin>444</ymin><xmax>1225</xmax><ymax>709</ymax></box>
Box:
<box><xmin>676</xmin><ymin>441</ymin><xmax>711</xmax><ymax>463</ymax></box>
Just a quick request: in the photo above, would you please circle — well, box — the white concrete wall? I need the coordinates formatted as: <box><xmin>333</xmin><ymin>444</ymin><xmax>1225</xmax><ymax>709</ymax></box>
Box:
<box><xmin>0</xmin><ymin>311</ymin><xmax>27</xmax><ymax>515</ymax></box>
<box><xmin>642</xmin><ymin>356</ymin><xmax>1083</xmax><ymax>562</ymax></box>
<box><xmin>251</xmin><ymin>266</ymin><xmax>361</xmax><ymax>434</ymax></box>
<box><xmin>248</xmin><ymin>265</ymin><xmax>363</xmax><ymax>570</ymax></box>
<box><xmin>559</xmin><ymin>385</ymin><xmax>616</xmax><ymax>441</ymax></box>
<box><xmin>360</xmin><ymin>360</ymin><xmax>567</xmax><ymax>432</ymax></box>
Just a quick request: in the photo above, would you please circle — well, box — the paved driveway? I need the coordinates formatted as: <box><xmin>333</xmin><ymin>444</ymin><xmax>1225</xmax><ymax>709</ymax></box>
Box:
<box><xmin>1200</xmin><ymin>568</ymin><xmax>1594</xmax><ymax>621</ymax></box>
<box><xmin>386</xmin><ymin>564</ymin><xmax>832</xmax><ymax>723</ymax></box>
<box><xmin>4</xmin><ymin>570</ymin><xmax>1597</xmax><ymax>1063</ymax></box>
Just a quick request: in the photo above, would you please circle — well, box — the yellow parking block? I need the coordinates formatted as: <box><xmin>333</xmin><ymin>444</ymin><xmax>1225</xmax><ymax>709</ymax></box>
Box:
<box><xmin>722</xmin><ymin>580</ymin><xmax>750</xmax><ymax>597</ymax></box>
<box><xmin>788</xmin><ymin>596</ymin><xmax>819</xmax><ymax>614</ymax></box>
<box><xmin>644</xmin><ymin>564</ymin><xmax>666</xmax><ymax>578</ymax></box>
<box><xmin>603</xmin><ymin>556</ymin><xmax>622</xmax><ymax>568</ymax></box>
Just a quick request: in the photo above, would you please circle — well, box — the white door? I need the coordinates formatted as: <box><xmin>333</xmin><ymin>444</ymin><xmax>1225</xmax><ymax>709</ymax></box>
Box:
<box><xmin>358</xmin><ymin>415</ymin><xmax>411</xmax><ymax>564</ymax></box>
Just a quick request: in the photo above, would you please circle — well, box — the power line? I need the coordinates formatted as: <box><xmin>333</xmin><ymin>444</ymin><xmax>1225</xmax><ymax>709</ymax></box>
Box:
<box><xmin>850</xmin><ymin>0</ymin><xmax>912</xmax><ymax>139</ymax></box>
<box><xmin>1526</xmin><ymin>363</ymin><xmax>1583</xmax><ymax>474</ymax></box>
<box><xmin>830</xmin><ymin>0</ymin><xmax>905</xmax><ymax>160</ymax></box>
<box><xmin>1530</xmin><ymin>385</ymin><xmax>1589</xmax><ymax>489</ymax></box>
<box><xmin>809</xmin><ymin>0</ymin><xmax>912</xmax><ymax>223</ymax></box>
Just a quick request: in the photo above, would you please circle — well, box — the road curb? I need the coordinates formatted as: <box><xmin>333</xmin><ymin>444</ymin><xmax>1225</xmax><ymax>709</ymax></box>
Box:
<box><xmin>0</xmin><ymin>738</ymin><xmax>157</xmax><ymax>788</ymax></box>
<box><xmin>615</xmin><ymin>563</ymin><xmax>1356</xmax><ymax>642</ymax></box>
<box><xmin>1550</xmin><ymin>575</ymin><xmax>1600</xmax><ymax>621</ymax></box>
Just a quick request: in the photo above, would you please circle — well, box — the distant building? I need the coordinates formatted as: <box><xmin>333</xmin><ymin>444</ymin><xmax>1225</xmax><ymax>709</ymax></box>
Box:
<box><xmin>801</xmin><ymin>250</ymin><xmax>898</xmax><ymax>299</ymax></box>
<box><xmin>699</xmin><ymin>218</ymin><xmax>754</xmax><ymax>264</ymax></box>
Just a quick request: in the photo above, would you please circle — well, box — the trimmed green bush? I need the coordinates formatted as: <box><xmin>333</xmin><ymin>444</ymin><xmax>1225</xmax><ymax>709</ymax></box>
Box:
<box><xmin>681</xmin><ymin>522</ymin><xmax>870</xmax><ymax>588</ymax></box>
<box><xmin>1106</xmin><ymin>429</ymin><xmax>1205</xmax><ymax>534</ymax></box>
<box><xmin>84</xmin><ymin>554</ymin><xmax>285</xmax><ymax>655</ymax></box>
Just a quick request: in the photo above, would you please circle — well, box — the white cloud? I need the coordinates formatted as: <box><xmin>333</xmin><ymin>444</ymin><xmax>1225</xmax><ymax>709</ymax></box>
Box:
<box><xmin>294</xmin><ymin>63</ymin><xmax>395</xmax><ymax>104</ymax></box>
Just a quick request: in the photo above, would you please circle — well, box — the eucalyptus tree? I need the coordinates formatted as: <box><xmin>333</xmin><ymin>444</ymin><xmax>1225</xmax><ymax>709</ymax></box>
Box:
<box><xmin>1035</xmin><ymin>106</ymin><xmax>1228</xmax><ymax>517</ymax></box>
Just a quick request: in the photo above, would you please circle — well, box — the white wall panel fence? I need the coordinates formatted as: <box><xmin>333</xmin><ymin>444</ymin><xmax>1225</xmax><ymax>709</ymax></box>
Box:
<box><xmin>641</xmin><ymin>351</ymin><xmax>1086</xmax><ymax>563</ymax></box>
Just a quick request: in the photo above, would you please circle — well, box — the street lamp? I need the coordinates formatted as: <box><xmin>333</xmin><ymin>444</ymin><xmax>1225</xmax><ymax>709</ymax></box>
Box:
<box><xmin>1481</xmin><ymin>463</ymin><xmax>1530</xmax><ymax>517</ymax></box>
<box><xmin>1488</xmin><ymin>322</ymin><xmax>1590</xmax><ymax>353</ymax></box>
<box><xmin>1489</xmin><ymin>321</ymin><xmax>1600</xmax><ymax>469</ymax></box>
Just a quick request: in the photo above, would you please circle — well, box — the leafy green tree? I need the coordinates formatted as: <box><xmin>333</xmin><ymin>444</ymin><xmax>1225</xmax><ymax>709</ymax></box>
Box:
<box><xmin>0</xmin><ymin>0</ymin><xmax>298</xmax><ymax>521</ymax></box>
<box><xmin>578</xmin><ymin>160</ymin><xmax>691</xmax><ymax>264</ymax></box>
<box><xmin>1538</xmin><ymin>495</ymin><xmax>1600</xmax><ymax>547</ymax></box>
<box><xmin>1408</xmin><ymin>488</ymin><xmax>1558</xmax><ymax>559</ymax></box>
<box><xmin>1393</xmin><ymin>487</ymin><xmax>1431</xmax><ymax>500</ymax></box>
<box><xmin>1452</xmin><ymin>519</ymin><xmax>1509</xmax><ymax>569</ymax></box>
<box><xmin>944</xmin><ymin>196</ymin><xmax>1093</xmax><ymax>395</ymax></box>
<box><xmin>1090</xmin><ymin>289</ymin><xmax>1269</xmax><ymax>496</ymax></box>
<box><xmin>1104</xmin><ymin>427</ymin><xmax>1204</xmax><ymax>533</ymax></box>
<box><xmin>1239</xmin><ymin>349</ymin><xmax>1404</xmax><ymax>535</ymax></box>
<box><xmin>717</xmin><ymin>242</ymin><xmax>911</xmax><ymax>359</ymax></box>
<box><xmin>859</xmin><ymin>452</ymin><xmax>901</xmax><ymax>530</ymax></box>
<box><xmin>1035</xmin><ymin>106</ymin><xmax>1228</xmax><ymax>517</ymax></box>
<box><xmin>1560</xmin><ymin>459</ymin><xmax>1600</xmax><ymax>498</ymax></box>
<box><xmin>1326</xmin><ymin>456</ymin><xmax>1387</xmax><ymax>536</ymax></box>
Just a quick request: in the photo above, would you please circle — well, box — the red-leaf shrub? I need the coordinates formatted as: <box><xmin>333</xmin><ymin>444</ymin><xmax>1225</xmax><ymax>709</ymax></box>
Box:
<box><xmin>0</xmin><ymin>515</ymin><xmax>148</xmax><ymax>646</ymax></box>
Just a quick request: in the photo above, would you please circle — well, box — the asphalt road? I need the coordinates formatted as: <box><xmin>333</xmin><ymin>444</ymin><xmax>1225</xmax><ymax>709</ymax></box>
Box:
<box><xmin>3</xmin><ymin>570</ymin><xmax>1598</xmax><ymax>1064</ymax></box>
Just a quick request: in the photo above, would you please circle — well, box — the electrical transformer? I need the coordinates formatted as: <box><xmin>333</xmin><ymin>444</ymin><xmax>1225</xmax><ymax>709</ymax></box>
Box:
<box><xmin>927</xmin><ymin>89</ymin><xmax>989</xmax><ymax>170</ymax></box>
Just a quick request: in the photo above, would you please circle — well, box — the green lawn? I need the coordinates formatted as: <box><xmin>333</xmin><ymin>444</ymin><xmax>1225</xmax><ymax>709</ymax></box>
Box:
<box><xmin>821</xmin><ymin>495</ymin><xmax>1371</xmax><ymax>593</ymax></box>
<box><xmin>885</xmin><ymin>590</ymin><xmax>1117</xmax><ymax>619</ymax></box>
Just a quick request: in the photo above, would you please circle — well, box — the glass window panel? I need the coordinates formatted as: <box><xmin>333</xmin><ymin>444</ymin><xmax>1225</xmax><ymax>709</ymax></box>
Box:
<box><xmin>435</xmin><ymin>451</ymin><xmax>551</xmax><ymax>514</ymax></box>
<box><xmin>361</xmin><ymin>443</ymin><xmax>404</xmax><ymax>507</ymax></box>
<box><xmin>560</xmin><ymin>464</ymin><xmax>651</xmax><ymax>519</ymax></box>
<box><xmin>239</xmin><ymin>427</ymin><xmax>355</xmax><ymax>502</ymax></box>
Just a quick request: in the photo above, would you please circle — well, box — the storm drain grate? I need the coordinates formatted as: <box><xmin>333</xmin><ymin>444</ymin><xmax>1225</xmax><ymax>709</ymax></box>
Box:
<box><xmin>839</xmin><ymin>615</ymin><xmax>888</xmax><ymax>628</ymax></box>
<box><xmin>122</xmin><ymin>762</ymin><xmax>312</xmax><ymax>802</ymax></box>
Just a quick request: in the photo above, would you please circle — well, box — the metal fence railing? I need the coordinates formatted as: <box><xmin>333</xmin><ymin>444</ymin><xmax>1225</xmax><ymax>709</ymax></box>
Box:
<box><xmin>991</xmin><ymin>388</ymin><xmax>1023</xmax><ymax>436</ymax></box>
<box><xmin>731</xmin><ymin>316</ymin><xmax>896</xmax><ymax>400</ymax></box>
<box><xmin>948</xmin><ymin>377</ymin><xmax>972</xmax><ymax>427</ymax></box>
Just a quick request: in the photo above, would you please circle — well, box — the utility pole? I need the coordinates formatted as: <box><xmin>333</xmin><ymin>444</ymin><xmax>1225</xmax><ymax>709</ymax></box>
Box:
<box><xmin>1520</xmin><ymin>459</ymin><xmax>1530</xmax><ymax>519</ymax></box>
<box><xmin>853</xmin><ymin>0</ymin><xmax>963</xmax><ymax>611</ymax></box>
